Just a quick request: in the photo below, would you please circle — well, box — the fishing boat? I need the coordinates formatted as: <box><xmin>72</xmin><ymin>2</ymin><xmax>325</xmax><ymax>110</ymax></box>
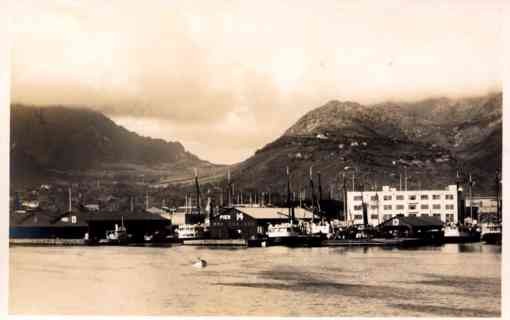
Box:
<box><xmin>266</xmin><ymin>222</ymin><xmax>321</xmax><ymax>247</ymax></box>
<box><xmin>265</xmin><ymin>166</ymin><xmax>322</xmax><ymax>247</ymax></box>
<box><xmin>444</xmin><ymin>223</ymin><xmax>480</xmax><ymax>243</ymax></box>
<box><xmin>481</xmin><ymin>221</ymin><xmax>501</xmax><ymax>245</ymax></box>
<box><xmin>176</xmin><ymin>223</ymin><xmax>205</xmax><ymax>240</ymax></box>
<box><xmin>103</xmin><ymin>217</ymin><xmax>131</xmax><ymax>245</ymax></box>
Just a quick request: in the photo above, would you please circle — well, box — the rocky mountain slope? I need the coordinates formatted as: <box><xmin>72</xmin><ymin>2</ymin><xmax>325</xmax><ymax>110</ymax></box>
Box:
<box><xmin>227</xmin><ymin>92</ymin><xmax>502</xmax><ymax>195</ymax></box>
<box><xmin>10</xmin><ymin>105</ymin><xmax>219</xmax><ymax>186</ymax></box>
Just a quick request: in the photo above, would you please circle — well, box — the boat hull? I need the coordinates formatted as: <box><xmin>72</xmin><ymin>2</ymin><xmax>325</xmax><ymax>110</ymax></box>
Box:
<box><xmin>482</xmin><ymin>232</ymin><xmax>502</xmax><ymax>245</ymax></box>
<box><xmin>267</xmin><ymin>235</ymin><xmax>322</xmax><ymax>247</ymax></box>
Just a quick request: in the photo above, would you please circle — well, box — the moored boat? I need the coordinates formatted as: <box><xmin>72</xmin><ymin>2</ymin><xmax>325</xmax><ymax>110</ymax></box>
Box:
<box><xmin>444</xmin><ymin>223</ymin><xmax>480</xmax><ymax>243</ymax></box>
<box><xmin>481</xmin><ymin>222</ymin><xmax>501</xmax><ymax>245</ymax></box>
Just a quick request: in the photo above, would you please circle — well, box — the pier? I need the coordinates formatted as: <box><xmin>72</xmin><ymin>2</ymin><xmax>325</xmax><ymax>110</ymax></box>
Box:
<box><xmin>182</xmin><ymin>239</ymin><xmax>248</xmax><ymax>246</ymax></box>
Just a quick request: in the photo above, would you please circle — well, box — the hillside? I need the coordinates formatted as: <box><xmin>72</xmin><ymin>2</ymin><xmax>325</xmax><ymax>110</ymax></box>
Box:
<box><xmin>10</xmin><ymin>104</ymin><xmax>220</xmax><ymax>187</ymax></box>
<box><xmin>226</xmin><ymin>92</ymin><xmax>502</xmax><ymax>195</ymax></box>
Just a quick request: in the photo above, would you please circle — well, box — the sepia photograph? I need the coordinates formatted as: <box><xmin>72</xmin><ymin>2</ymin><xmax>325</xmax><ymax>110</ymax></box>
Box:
<box><xmin>3</xmin><ymin>0</ymin><xmax>505</xmax><ymax>318</ymax></box>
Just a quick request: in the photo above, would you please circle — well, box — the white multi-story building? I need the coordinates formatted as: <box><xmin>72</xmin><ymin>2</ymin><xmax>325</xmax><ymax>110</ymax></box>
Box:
<box><xmin>346</xmin><ymin>185</ymin><xmax>458</xmax><ymax>226</ymax></box>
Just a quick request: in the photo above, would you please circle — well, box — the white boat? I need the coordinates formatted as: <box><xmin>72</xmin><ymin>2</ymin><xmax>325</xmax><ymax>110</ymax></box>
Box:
<box><xmin>267</xmin><ymin>222</ymin><xmax>301</xmax><ymax>238</ymax></box>
<box><xmin>308</xmin><ymin>221</ymin><xmax>333</xmax><ymax>239</ymax></box>
<box><xmin>266</xmin><ymin>222</ymin><xmax>321</xmax><ymax>247</ymax></box>
<box><xmin>192</xmin><ymin>258</ymin><xmax>207</xmax><ymax>268</ymax></box>
<box><xmin>104</xmin><ymin>221</ymin><xmax>130</xmax><ymax>244</ymax></box>
<box><xmin>444</xmin><ymin>223</ymin><xmax>480</xmax><ymax>243</ymax></box>
<box><xmin>480</xmin><ymin>222</ymin><xmax>501</xmax><ymax>244</ymax></box>
<box><xmin>176</xmin><ymin>224</ymin><xmax>204</xmax><ymax>240</ymax></box>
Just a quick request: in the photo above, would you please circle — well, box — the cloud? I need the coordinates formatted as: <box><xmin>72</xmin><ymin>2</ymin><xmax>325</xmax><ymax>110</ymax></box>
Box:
<box><xmin>10</xmin><ymin>0</ymin><xmax>503</xmax><ymax>164</ymax></box>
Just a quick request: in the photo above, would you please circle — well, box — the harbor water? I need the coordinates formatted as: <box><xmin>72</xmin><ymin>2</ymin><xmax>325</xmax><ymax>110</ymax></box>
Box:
<box><xmin>9</xmin><ymin>244</ymin><xmax>500</xmax><ymax>317</ymax></box>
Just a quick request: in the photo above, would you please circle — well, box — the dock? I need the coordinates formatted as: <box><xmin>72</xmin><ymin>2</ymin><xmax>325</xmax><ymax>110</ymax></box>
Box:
<box><xmin>322</xmin><ymin>238</ymin><xmax>439</xmax><ymax>247</ymax></box>
<box><xmin>182</xmin><ymin>239</ymin><xmax>248</xmax><ymax>246</ymax></box>
<box><xmin>10</xmin><ymin>238</ymin><xmax>86</xmax><ymax>246</ymax></box>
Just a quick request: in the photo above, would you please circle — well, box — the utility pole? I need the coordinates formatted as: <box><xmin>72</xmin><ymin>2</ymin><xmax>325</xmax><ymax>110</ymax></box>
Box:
<box><xmin>68</xmin><ymin>187</ymin><xmax>72</xmax><ymax>213</ymax></box>
<box><xmin>469</xmin><ymin>173</ymin><xmax>474</xmax><ymax>221</ymax></box>
<box><xmin>342</xmin><ymin>173</ymin><xmax>347</xmax><ymax>223</ymax></box>
<box><xmin>404</xmin><ymin>166</ymin><xmax>408</xmax><ymax>191</ymax></box>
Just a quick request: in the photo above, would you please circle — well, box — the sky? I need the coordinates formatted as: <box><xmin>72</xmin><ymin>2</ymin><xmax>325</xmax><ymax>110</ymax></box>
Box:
<box><xmin>10</xmin><ymin>0</ymin><xmax>503</xmax><ymax>164</ymax></box>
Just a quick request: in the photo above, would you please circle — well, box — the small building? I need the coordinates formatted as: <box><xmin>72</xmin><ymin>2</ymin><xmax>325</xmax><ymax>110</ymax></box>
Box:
<box><xmin>377</xmin><ymin>215</ymin><xmax>443</xmax><ymax>238</ymax></box>
<box><xmin>84</xmin><ymin>204</ymin><xmax>100</xmax><ymax>212</ymax></box>
<box><xmin>10</xmin><ymin>210</ymin><xmax>90</xmax><ymax>239</ymax></box>
<box><xmin>208</xmin><ymin>206</ymin><xmax>314</xmax><ymax>239</ymax></box>
<box><xmin>86</xmin><ymin>211</ymin><xmax>172</xmax><ymax>242</ymax></box>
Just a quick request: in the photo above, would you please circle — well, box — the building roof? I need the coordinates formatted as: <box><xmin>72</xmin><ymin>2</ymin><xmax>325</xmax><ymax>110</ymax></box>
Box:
<box><xmin>146</xmin><ymin>207</ymin><xmax>167</xmax><ymax>215</ymax></box>
<box><xmin>234</xmin><ymin>206</ymin><xmax>314</xmax><ymax>220</ymax></box>
<box><xmin>10</xmin><ymin>210</ymin><xmax>91</xmax><ymax>228</ymax></box>
<box><xmin>85</xmin><ymin>211</ymin><xmax>169</xmax><ymax>222</ymax></box>
<box><xmin>379</xmin><ymin>215</ymin><xmax>443</xmax><ymax>228</ymax></box>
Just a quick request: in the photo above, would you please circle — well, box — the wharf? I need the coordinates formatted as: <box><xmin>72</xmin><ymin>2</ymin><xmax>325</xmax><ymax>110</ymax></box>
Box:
<box><xmin>10</xmin><ymin>238</ymin><xmax>86</xmax><ymax>246</ymax></box>
<box><xmin>182</xmin><ymin>239</ymin><xmax>248</xmax><ymax>246</ymax></box>
<box><xmin>322</xmin><ymin>238</ymin><xmax>437</xmax><ymax>247</ymax></box>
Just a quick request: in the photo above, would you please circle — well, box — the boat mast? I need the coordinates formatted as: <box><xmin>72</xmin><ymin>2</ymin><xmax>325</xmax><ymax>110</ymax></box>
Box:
<box><xmin>456</xmin><ymin>169</ymin><xmax>463</xmax><ymax>224</ymax></box>
<box><xmin>361</xmin><ymin>175</ymin><xmax>368</xmax><ymax>227</ymax></box>
<box><xmin>194</xmin><ymin>168</ymin><xmax>201</xmax><ymax>214</ymax></box>
<box><xmin>68</xmin><ymin>187</ymin><xmax>72</xmax><ymax>213</ymax></box>
<box><xmin>342</xmin><ymin>172</ymin><xmax>347</xmax><ymax>223</ymax></box>
<box><xmin>317</xmin><ymin>171</ymin><xmax>323</xmax><ymax>219</ymax></box>
<box><xmin>496</xmin><ymin>169</ymin><xmax>501</xmax><ymax>222</ymax></box>
<box><xmin>286</xmin><ymin>166</ymin><xmax>294</xmax><ymax>224</ymax></box>
<box><xmin>309</xmin><ymin>166</ymin><xmax>316</xmax><ymax>223</ymax></box>
<box><xmin>227</xmin><ymin>168</ymin><xmax>232</xmax><ymax>207</ymax></box>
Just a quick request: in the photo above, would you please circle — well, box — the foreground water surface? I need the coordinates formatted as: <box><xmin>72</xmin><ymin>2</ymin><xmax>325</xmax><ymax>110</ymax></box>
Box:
<box><xmin>9</xmin><ymin>243</ymin><xmax>500</xmax><ymax>317</ymax></box>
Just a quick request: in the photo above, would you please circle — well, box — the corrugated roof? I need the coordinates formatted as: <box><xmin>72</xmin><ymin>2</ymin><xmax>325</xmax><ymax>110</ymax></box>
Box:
<box><xmin>234</xmin><ymin>207</ymin><xmax>314</xmax><ymax>220</ymax></box>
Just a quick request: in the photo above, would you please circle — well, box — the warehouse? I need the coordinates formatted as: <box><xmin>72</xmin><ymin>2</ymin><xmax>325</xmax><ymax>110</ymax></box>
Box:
<box><xmin>208</xmin><ymin>206</ymin><xmax>314</xmax><ymax>239</ymax></box>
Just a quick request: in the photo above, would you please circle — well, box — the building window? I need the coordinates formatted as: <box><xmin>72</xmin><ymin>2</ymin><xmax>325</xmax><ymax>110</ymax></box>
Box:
<box><xmin>370</xmin><ymin>214</ymin><xmax>379</xmax><ymax>220</ymax></box>
<box><xmin>383</xmin><ymin>195</ymin><xmax>392</xmax><ymax>201</ymax></box>
<box><xmin>421</xmin><ymin>213</ymin><xmax>429</xmax><ymax>217</ymax></box>
<box><xmin>446</xmin><ymin>213</ymin><xmax>455</xmax><ymax>222</ymax></box>
<box><xmin>383</xmin><ymin>214</ymin><xmax>392</xmax><ymax>221</ymax></box>
<box><xmin>370</xmin><ymin>205</ymin><xmax>378</xmax><ymax>210</ymax></box>
<box><xmin>433</xmin><ymin>213</ymin><xmax>441</xmax><ymax>217</ymax></box>
<box><xmin>433</xmin><ymin>204</ymin><xmax>441</xmax><ymax>210</ymax></box>
<box><xmin>354</xmin><ymin>205</ymin><xmax>363</xmax><ymax>211</ymax></box>
<box><xmin>420</xmin><ymin>204</ymin><xmax>429</xmax><ymax>210</ymax></box>
<box><xmin>396</xmin><ymin>205</ymin><xmax>404</xmax><ymax>210</ymax></box>
<box><xmin>432</xmin><ymin>195</ymin><xmax>441</xmax><ymax>200</ymax></box>
<box><xmin>370</xmin><ymin>196</ymin><xmax>378</xmax><ymax>201</ymax></box>
<box><xmin>396</xmin><ymin>195</ymin><xmax>404</xmax><ymax>200</ymax></box>
<box><xmin>384</xmin><ymin>205</ymin><xmax>392</xmax><ymax>210</ymax></box>
<box><xmin>409</xmin><ymin>204</ymin><xmax>417</xmax><ymax>210</ymax></box>
<box><xmin>354</xmin><ymin>214</ymin><xmax>363</xmax><ymax>220</ymax></box>
<box><xmin>445</xmin><ymin>194</ymin><xmax>454</xmax><ymax>200</ymax></box>
<box><xmin>445</xmin><ymin>204</ymin><xmax>454</xmax><ymax>210</ymax></box>
<box><xmin>409</xmin><ymin>195</ymin><xmax>416</xmax><ymax>201</ymax></box>
<box><xmin>420</xmin><ymin>195</ymin><xmax>429</xmax><ymax>200</ymax></box>
<box><xmin>408</xmin><ymin>213</ymin><xmax>416</xmax><ymax>217</ymax></box>
<box><xmin>354</xmin><ymin>196</ymin><xmax>363</xmax><ymax>201</ymax></box>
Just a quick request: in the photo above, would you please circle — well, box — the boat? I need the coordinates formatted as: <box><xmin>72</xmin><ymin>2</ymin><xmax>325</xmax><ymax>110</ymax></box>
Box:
<box><xmin>192</xmin><ymin>258</ymin><xmax>207</xmax><ymax>268</ymax></box>
<box><xmin>444</xmin><ymin>223</ymin><xmax>480</xmax><ymax>243</ymax></box>
<box><xmin>176</xmin><ymin>223</ymin><xmax>205</xmax><ymax>240</ymax></box>
<box><xmin>266</xmin><ymin>222</ymin><xmax>322</xmax><ymax>247</ymax></box>
<box><xmin>481</xmin><ymin>221</ymin><xmax>501</xmax><ymax>245</ymax></box>
<box><xmin>308</xmin><ymin>220</ymin><xmax>334</xmax><ymax>239</ymax></box>
<box><xmin>102</xmin><ymin>216</ymin><xmax>131</xmax><ymax>245</ymax></box>
<box><xmin>265</xmin><ymin>166</ymin><xmax>322</xmax><ymax>247</ymax></box>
